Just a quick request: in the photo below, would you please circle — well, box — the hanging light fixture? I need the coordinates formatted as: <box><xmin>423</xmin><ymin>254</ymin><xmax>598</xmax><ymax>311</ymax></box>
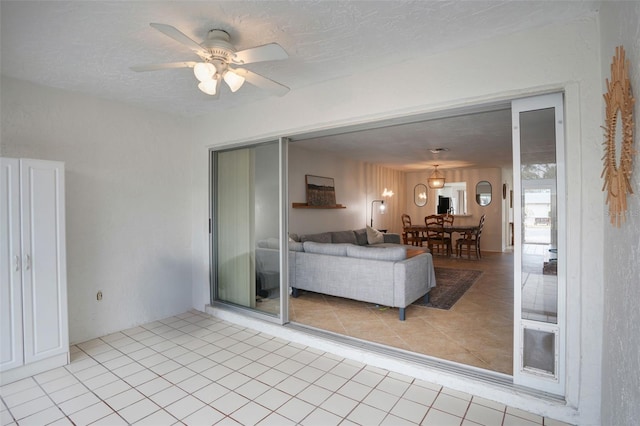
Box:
<box><xmin>428</xmin><ymin>164</ymin><xmax>446</xmax><ymax>189</ymax></box>
<box><xmin>198</xmin><ymin>78</ymin><xmax>218</xmax><ymax>95</ymax></box>
<box><xmin>193</xmin><ymin>62</ymin><xmax>216</xmax><ymax>82</ymax></box>
<box><xmin>223</xmin><ymin>70</ymin><xmax>246</xmax><ymax>92</ymax></box>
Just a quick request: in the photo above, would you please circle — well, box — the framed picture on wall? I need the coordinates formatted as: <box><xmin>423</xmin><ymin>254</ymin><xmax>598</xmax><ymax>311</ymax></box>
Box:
<box><xmin>305</xmin><ymin>175</ymin><xmax>336</xmax><ymax>206</ymax></box>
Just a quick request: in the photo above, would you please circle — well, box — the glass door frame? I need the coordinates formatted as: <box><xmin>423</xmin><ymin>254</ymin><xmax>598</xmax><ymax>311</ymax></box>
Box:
<box><xmin>512</xmin><ymin>92</ymin><xmax>566</xmax><ymax>395</ymax></box>
<box><xmin>209</xmin><ymin>137</ymin><xmax>290</xmax><ymax>325</ymax></box>
<box><xmin>207</xmin><ymin>95</ymin><xmax>571</xmax><ymax>396</ymax></box>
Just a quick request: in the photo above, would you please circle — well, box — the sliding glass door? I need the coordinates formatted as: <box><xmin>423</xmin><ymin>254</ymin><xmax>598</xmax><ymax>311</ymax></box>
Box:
<box><xmin>512</xmin><ymin>93</ymin><xmax>565</xmax><ymax>395</ymax></box>
<box><xmin>211</xmin><ymin>139</ymin><xmax>287</xmax><ymax>319</ymax></box>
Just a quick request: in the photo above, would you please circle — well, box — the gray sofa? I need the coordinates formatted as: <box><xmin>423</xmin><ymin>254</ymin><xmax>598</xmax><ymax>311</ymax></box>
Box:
<box><xmin>256</xmin><ymin>228</ymin><xmax>436</xmax><ymax>320</ymax></box>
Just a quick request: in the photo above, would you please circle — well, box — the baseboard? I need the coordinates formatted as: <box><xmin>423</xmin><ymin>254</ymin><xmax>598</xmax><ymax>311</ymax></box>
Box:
<box><xmin>0</xmin><ymin>352</ymin><xmax>69</xmax><ymax>385</ymax></box>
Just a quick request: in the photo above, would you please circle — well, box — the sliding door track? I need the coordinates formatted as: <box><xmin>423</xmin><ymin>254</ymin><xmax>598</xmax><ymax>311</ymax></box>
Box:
<box><xmin>286</xmin><ymin>321</ymin><xmax>565</xmax><ymax>404</ymax></box>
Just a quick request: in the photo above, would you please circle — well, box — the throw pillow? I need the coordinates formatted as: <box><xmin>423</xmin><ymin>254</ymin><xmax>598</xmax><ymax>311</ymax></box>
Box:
<box><xmin>366</xmin><ymin>225</ymin><xmax>384</xmax><ymax>245</ymax></box>
<box><xmin>354</xmin><ymin>228</ymin><xmax>369</xmax><ymax>246</ymax></box>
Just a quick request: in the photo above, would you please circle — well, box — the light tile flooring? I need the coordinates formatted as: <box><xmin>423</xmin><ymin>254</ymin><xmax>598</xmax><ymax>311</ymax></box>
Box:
<box><xmin>0</xmin><ymin>310</ymin><xmax>571</xmax><ymax>426</ymax></box>
<box><xmin>289</xmin><ymin>252</ymin><xmax>514</xmax><ymax>375</ymax></box>
<box><xmin>521</xmin><ymin>244</ymin><xmax>558</xmax><ymax>323</ymax></box>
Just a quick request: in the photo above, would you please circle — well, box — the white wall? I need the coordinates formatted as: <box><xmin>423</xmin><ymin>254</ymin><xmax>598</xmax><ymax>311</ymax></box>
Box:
<box><xmin>599</xmin><ymin>2</ymin><xmax>640</xmax><ymax>425</ymax></box>
<box><xmin>0</xmin><ymin>11</ymin><xmax>611</xmax><ymax>425</ymax></box>
<box><xmin>0</xmin><ymin>77</ymin><xmax>194</xmax><ymax>344</ymax></box>
<box><xmin>192</xmin><ymin>16</ymin><xmax>603</xmax><ymax>424</ymax></box>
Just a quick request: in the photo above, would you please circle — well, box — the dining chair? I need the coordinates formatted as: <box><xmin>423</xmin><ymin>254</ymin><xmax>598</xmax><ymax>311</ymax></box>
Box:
<box><xmin>425</xmin><ymin>214</ymin><xmax>451</xmax><ymax>256</ymax></box>
<box><xmin>442</xmin><ymin>213</ymin><xmax>454</xmax><ymax>227</ymax></box>
<box><xmin>441</xmin><ymin>214</ymin><xmax>455</xmax><ymax>255</ymax></box>
<box><xmin>401</xmin><ymin>214</ymin><xmax>423</xmax><ymax>246</ymax></box>
<box><xmin>456</xmin><ymin>214</ymin><xmax>486</xmax><ymax>259</ymax></box>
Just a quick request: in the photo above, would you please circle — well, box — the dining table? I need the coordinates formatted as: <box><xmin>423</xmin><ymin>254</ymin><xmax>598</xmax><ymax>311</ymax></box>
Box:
<box><xmin>404</xmin><ymin>224</ymin><xmax>480</xmax><ymax>256</ymax></box>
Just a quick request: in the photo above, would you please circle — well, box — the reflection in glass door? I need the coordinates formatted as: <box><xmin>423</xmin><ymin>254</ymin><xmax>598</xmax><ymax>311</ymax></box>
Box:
<box><xmin>212</xmin><ymin>141</ymin><xmax>282</xmax><ymax>317</ymax></box>
<box><xmin>512</xmin><ymin>93</ymin><xmax>565</xmax><ymax>395</ymax></box>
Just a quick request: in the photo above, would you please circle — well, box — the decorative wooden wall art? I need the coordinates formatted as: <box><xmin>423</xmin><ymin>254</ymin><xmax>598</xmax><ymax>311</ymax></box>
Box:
<box><xmin>602</xmin><ymin>46</ymin><xmax>635</xmax><ymax>227</ymax></box>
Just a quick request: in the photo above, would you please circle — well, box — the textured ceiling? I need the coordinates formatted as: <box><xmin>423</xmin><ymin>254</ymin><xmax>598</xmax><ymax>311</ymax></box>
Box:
<box><xmin>294</xmin><ymin>107</ymin><xmax>515</xmax><ymax>170</ymax></box>
<box><xmin>1</xmin><ymin>1</ymin><xmax>598</xmax><ymax>169</ymax></box>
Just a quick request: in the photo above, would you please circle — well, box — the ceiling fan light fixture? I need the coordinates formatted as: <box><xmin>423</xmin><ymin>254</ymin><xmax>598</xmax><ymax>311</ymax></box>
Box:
<box><xmin>198</xmin><ymin>79</ymin><xmax>218</xmax><ymax>95</ymax></box>
<box><xmin>193</xmin><ymin>62</ymin><xmax>216</xmax><ymax>82</ymax></box>
<box><xmin>428</xmin><ymin>164</ymin><xmax>446</xmax><ymax>189</ymax></box>
<box><xmin>223</xmin><ymin>70</ymin><xmax>245</xmax><ymax>92</ymax></box>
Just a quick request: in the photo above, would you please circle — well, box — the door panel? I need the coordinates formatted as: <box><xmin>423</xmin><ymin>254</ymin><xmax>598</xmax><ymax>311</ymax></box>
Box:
<box><xmin>1</xmin><ymin>158</ymin><xmax>24</xmax><ymax>371</ymax></box>
<box><xmin>212</xmin><ymin>141</ymin><xmax>283</xmax><ymax>318</ymax></box>
<box><xmin>512</xmin><ymin>93</ymin><xmax>565</xmax><ymax>394</ymax></box>
<box><xmin>20</xmin><ymin>160</ymin><xmax>68</xmax><ymax>364</ymax></box>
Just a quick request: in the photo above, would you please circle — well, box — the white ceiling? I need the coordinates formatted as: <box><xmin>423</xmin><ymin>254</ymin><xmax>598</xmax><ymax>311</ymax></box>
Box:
<box><xmin>0</xmin><ymin>1</ymin><xmax>599</xmax><ymax>170</ymax></box>
<box><xmin>294</xmin><ymin>106</ymin><xmax>515</xmax><ymax>170</ymax></box>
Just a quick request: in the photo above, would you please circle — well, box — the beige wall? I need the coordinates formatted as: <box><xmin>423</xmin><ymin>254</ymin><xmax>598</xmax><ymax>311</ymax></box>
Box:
<box><xmin>405</xmin><ymin>168</ymin><xmax>504</xmax><ymax>252</ymax></box>
<box><xmin>288</xmin><ymin>144</ymin><xmax>407</xmax><ymax>236</ymax></box>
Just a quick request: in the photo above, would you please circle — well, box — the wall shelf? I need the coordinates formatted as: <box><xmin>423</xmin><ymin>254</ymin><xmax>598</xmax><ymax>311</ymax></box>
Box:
<box><xmin>292</xmin><ymin>203</ymin><xmax>346</xmax><ymax>209</ymax></box>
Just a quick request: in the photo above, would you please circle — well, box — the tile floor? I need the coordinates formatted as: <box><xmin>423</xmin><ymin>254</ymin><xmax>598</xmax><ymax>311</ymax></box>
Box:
<box><xmin>288</xmin><ymin>252</ymin><xmax>514</xmax><ymax>375</ymax></box>
<box><xmin>1</xmin><ymin>310</ymin><xmax>572</xmax><ymax>425</ymax></box>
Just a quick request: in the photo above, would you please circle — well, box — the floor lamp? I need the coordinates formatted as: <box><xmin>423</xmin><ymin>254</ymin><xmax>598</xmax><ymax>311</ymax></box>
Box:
<box><xmin>370</xmin><ymin>199</ymin><xmax>385</xmax><ymax>228</ymax></box>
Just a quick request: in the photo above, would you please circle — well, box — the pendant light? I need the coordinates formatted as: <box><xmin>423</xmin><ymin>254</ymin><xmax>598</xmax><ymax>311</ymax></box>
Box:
<box><xmin>428</xmin><ymin>164</ymin><xmax>446</xmax><ymax>189</ymax></box>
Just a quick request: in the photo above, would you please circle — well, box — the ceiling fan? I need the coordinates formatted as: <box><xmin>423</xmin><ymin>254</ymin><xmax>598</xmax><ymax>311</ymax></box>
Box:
<box><xmin>131</xmin><ymin>23</ymin><xmax>289</xmax><ymax>97</ymax></box>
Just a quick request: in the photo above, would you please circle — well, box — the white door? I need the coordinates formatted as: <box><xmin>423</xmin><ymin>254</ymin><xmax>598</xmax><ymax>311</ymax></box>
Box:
<box><xmin>512</xmin><ymin>93</ymin><xmax>566</xmax><ymax>395</ymax></box>
<box><xmin>0</xmin><ymin>158</ymin><xmax>24</xmax><ymax>372</ymax></box>
<box><xmin>20</xmin><ymin>159</ymin><xmax>68</xmax><ymax>365</ymax></box>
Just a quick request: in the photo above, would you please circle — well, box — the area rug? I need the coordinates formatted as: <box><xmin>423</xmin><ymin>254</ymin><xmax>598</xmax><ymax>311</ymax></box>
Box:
<box><xmin>412</xmin><ymin>267</ymin><xmax>483</xmax><ymax>310</ymax></box>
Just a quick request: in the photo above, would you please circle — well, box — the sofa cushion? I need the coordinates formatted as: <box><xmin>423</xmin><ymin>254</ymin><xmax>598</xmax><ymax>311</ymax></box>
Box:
<box><xmin>331</xmin><ymin>230</ymin><xmax>357</xmax><ymax>244</ymax></box>
<box><xmin>289</xmin><ymin>241</ymin><xmax>304</xmax><ymax>252</ymax></box>
<box><xmin>382</xmin><ymin>233</ymin><xmax>402</xmax><ymax>244</ymax></box>
<box><xmin>366</xmin><ymin>225</ymin><xmax>385</xmax><ymax>244</ymax></box>
<box><xmin>300</xmin><ymin>232</ymin><xmax>332</xmax><ymax>244</ymax></box>
<box><xmin>266</xmin><ymin>237</ymin><xmax>280</xmax><ymax>249</ymax></box>
<box><xmin>353</xmin><ymin>228</ymin><xmax>369</xmax><ymax>246</ymax></box>
<box><xmin>303</xmin><ymin>241</ymin><xmax>350</xmax><ymax>256</ymax></box>
<box><xmin>346</xmin><ymin>245</ymin><xmax>406</xmax><ymax>261</ymax></box>
<box><xmin>257</xmin><ymin>238</ymin><xmax>304</xmax><ymax>252</ymax></box>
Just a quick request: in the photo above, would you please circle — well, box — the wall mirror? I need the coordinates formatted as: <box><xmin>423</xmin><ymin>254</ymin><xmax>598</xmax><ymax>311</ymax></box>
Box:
<box><xmin>475</xmin><ymin>181</ymin><xmax>492</xmax><ymax>206</ymax></box>
<box><xmin>414</xmin><ymin>184</ymin><xmax>427</xmax><ymax>206</ymax></box>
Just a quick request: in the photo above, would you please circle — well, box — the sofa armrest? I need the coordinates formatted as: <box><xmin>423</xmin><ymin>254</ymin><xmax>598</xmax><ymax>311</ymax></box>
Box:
<box><xmin>393</xmin><ymin>253</ymin><xmax>436</xmax><ymax>308</ymax></box>
<box><xmin>383</xmin><ymin>233</ymin><xmax>401</xmax><ymax>244</ymax></box>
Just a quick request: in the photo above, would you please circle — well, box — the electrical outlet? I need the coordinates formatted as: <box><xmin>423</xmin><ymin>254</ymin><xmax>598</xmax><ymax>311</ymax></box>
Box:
<box><xmin>97</xmin><ymin>291</ymin><xmax>103</xmax><ymax>301</ymax></box>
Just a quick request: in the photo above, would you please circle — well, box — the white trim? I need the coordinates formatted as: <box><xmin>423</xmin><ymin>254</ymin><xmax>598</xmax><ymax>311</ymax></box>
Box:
<box><xmin>0</xmin><ymin>352</ymin><xmax>69</xmax><ymax>385</ymax></box>
<box><xmin>512</xmin><ymin>93</ymin><xmax>566</xmax><ymax>395</ymax></box>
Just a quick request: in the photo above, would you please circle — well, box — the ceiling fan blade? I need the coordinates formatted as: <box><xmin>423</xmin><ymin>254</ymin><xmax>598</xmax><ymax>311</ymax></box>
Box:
<box><xmin>233</xmin><ymin>43</ymin><xmax>288</xmax><ymax>65</ymax></box>
<box><xmin>130</xmin><ymin>61</ymin><xmax>197</xmax><ymax>72</ymax></box>
<box><xmin>232</xmin><ymin>68</ymin><xmax>289</xmax><ymax>97</ymax></box>
<box><xmin>149</xmin><ymin>23</ymin><xmax>209</xmax><ymax>57</ymax></box>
